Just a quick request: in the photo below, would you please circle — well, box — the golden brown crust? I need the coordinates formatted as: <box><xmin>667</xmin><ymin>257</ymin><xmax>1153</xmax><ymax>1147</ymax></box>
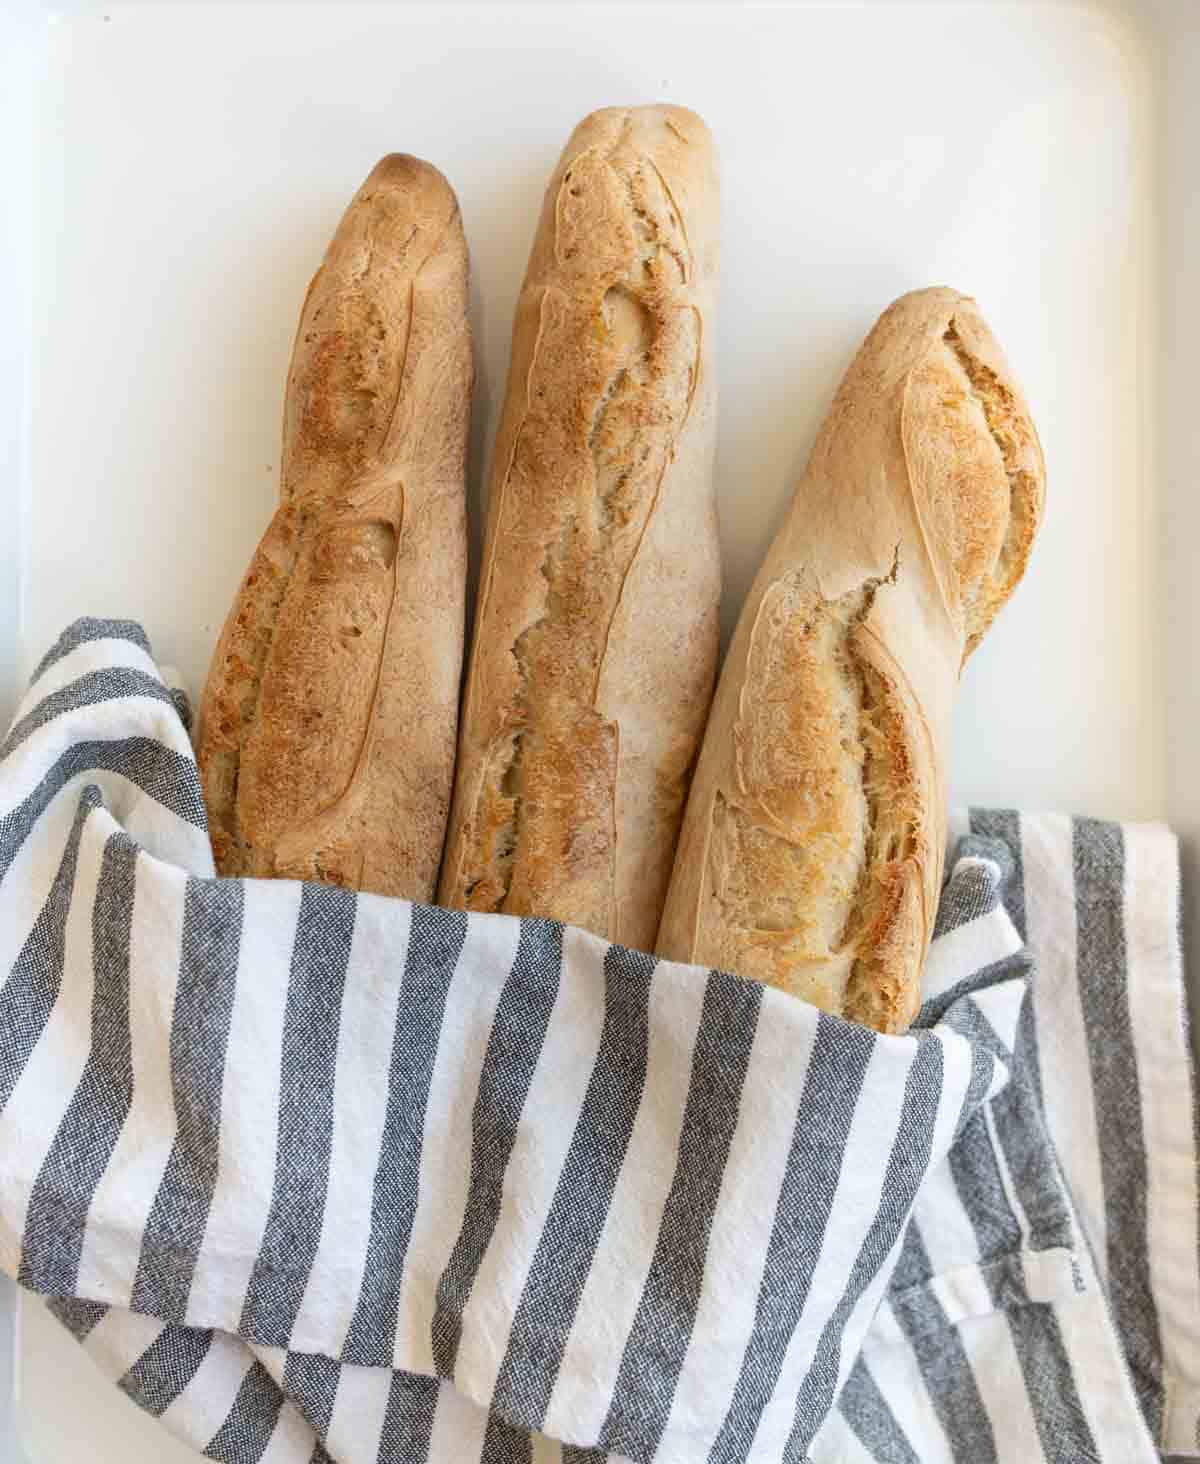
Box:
<box><xmin>196</xmin><ymin>154</ymin><xmax>473</xmax><ymax>901</ymax></box>
<box><xmin>656</xmin><ymin>287</ymin><xmax>1045</xmax><ymax>1033</ymax></box>
<box><xmin>437</xmin><ymin>105</ymin><xmax>721</xmax><ymax>949</ymax></box>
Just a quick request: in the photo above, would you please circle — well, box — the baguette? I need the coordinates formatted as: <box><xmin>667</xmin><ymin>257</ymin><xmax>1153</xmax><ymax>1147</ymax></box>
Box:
<box><xmin>655</xmin><ymin>288</ymin><xmax>1045</xmax><ymax>1032</ymax></box>
<box><xmin>437</xmin><ymin>105</ymin><xmax>721</xmax><ymax>948</ymax></box>
<box><xmin>197</xmin><ymin>154</ymin><xmax>472</xmax><ymax>900</ymax></box>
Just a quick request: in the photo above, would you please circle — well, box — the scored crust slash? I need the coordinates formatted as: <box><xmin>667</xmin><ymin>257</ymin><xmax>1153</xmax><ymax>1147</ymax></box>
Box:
<box><xmin>656</xmin><ymin>288</ymin><xmax>1046</xmax><ymax>1032</ymax></box>
<box><xmin>196</xmin><ymin>154</ymin><xmax>473</xmax><ymax>902</ymax></box>
<box><xmin>437</xmin><ymin>105</ymin><xmax>722</xmax><ymax>953</ymax></box>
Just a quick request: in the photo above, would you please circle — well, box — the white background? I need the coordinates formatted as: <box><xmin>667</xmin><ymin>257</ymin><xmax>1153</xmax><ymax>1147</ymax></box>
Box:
<box><xmin>2</xmin><ymin>1</ymin><xmax>1196</xmax><ymax>1460</ymax></box>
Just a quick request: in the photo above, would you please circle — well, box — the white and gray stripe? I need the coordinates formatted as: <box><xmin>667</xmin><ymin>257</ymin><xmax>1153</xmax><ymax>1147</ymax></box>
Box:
<box><xmin>343</xmin><ymin>904</ymin><xmax>468</xmax><ymax>1366</ymax></box>
<box><xmin>431</xmin><ymin>920</ymin><xmax>563</xmax><ymax>1380</ymax></box>
<box><xmin>131</xmin><ymin>877</ymin><xmax>245</xmax><ymax>1320</ymax></box>
<box><xmin>241</xmin><ymin>883</ymin><xmax>357</xmax><ymax>1346</ymax></box>
<box><xmin>0</xmin><ymin>621</ymin><xmax>1194</xmax><ymax>1464</ymax></box>
<box><xmin>18</xmin><ymin>831</ymin><xmax>139</xmax><ymax>1296</ymax></box>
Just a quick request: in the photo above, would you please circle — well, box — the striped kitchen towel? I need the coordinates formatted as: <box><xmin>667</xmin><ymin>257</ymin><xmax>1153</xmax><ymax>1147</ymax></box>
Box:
<box><xmin>0</xmin><ymin>621</ymin><xmax>1196</xmax><ymax>1464</ymax></box>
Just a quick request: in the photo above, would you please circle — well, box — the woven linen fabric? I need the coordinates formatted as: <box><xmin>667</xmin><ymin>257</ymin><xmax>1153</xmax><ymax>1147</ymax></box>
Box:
<box><xmin>0</xmin><ymin>621</ymin><xmax>1196</xmax><ymax>1464</ymax></box>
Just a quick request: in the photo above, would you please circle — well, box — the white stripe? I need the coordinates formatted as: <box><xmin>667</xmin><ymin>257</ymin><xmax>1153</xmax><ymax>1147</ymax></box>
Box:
<box><xmin>957</xmin><ymin>1310</ymin><xmax>1047</xmax><ymax>1463</ymax></box>
<box><xmin>186</xmin><ymin>878</ymin><xmax>301</xmax><ymax>1330</ymax></box>
<box><xmin>0</xmin><ymin>752</ymin><xmax>210</xmax><ymax>921</ymax></box>
<box><xmin>0</xmin><ymin>804</ymin><xmax>109</xmax><ymax>1274</ymax></box>
<box><xmin>826</xmin><ymin>1222</ymin><xmax>912</xmax><ymax>1417</ymax></box>
<box><xmin>910</xmin><ymin>1156</ymin><xmax>982</xmax><ymax>1274</ymax></box>
<box><xmin>747</xmin><ymin>1037</ymin><xmax>919</xmax><ymax>1459</ymax></box>
<box><xmin>324</xmin><ymin>1359</ymin><xmax>394</xmax><ymax>1464</ymax></box>
<box><xmin>970</xmin><ymin>980</ymin><xmax>1026</xmax><ymax>1064</ymax></box>
<box><xmin>157</xmin><ymin>1330</ymin><xmax>256</xmax><ymax>1451</ymax></box>
<box><xmin>820</xmin><ymin>1024</ymin><xmax>976</xmax><ymax>1420</ymax></box>
<box><xmin>16</xmin><ymin>637</ymin><xmax>163</xmax><ymax>720</ymax></box>
<box><xmin>852</xmin><ymin>1339</ymin><xmax>956</xmax><ymax>1464</ymax></box>
<box><xmin>982</xmin><ymin>1103</ymin><xmax>1031</xmax><ymax>1246</ymax></box>
<box><xmin>543</xmin><ymin>958</ymin><xmax>707</xmax><ymax>1444</ymax></box>
<box><xmin>289</xmin><ymin>896</ymin><xmax>413</xmax><ymax>1355</ymax></box>
<box><xmin>0</xmin><ymin>778</ymin><xmax>83</xmax><ymax>990</ymax></box>
<box><xmin>453</xmin><ymin>922</ymin><xmax>608</xmax><ymax>1402</ymax></box>
<box><xmin>76</xmin><ymin>854</ymin><xmax>187</xmax><ymax>1304</ymax></box>
<box><xmin>662</xmin><ymin>987</ymin><xmax>822</xmax><ymax>1456</ymax></box>
<box><xmin>426</xmin><ymin>1379</ymin><xmax>489</xmax><ymax>1461</ymax></box>
<box><xmin>258</xmin><ymin>1399</ymin><xmax>320</xmax><ymax>1464</ymax></box>
<box><xmin>80</xmin><ymin>1306</ymin><xmax>165</xmax><ymax>1379</ymax></box>
<box><xmin>1051</xmin><ymin>1283</ymin><xmax>1162</xmax><ymax>1463</ymax></box>
<box><xmin>392</xmin><ymin>912</ymin><xmax>520</xmax><ymax>1373</ymax></box>
<box><xmin>1122</xmin><ymin>820</ymin><xmax>1200</xmax><ymax>1453</ymax></box>
<box><xmin>808</xmin><ymin>1404</ymin><xmax>878</xmax><ymax>1463</ymax></box>
<box><xmin>0</xmin><ymin>693</ymin><xmax>193</xmax><ymax>823</ymax></box>
<box><xmin>112</xmin><ymin>772</ymin><xmax>213</xmax><ymax>876</ymax></box>
<box><xmin>1020</xmin><ymin>813</ymin><xmax>1108</xmax><ymax>1284</ymax></box>
<box><xmin>824</xmin><ymin>1025</ymin><xmax>978</xmax><ymax>1410</ymax></box>
<box><xmin>925</xmin><ymin>1024</ymin><xmax>978</xmax><ymax>1171</ymax></box>
<box><xmin>926</xmin><ymin>1264</ymin><xmax>999</xmax><ymax>1326</ymax></box>
<box><xmin>864</xmin><ymin>1296</ymin><xmax>905</xmax><ymax>1350</ymax></box>
<box><xmin>922</xmin><ymin>905</ymin><xmax>1022</xmax><ymax>1001</ymax></box>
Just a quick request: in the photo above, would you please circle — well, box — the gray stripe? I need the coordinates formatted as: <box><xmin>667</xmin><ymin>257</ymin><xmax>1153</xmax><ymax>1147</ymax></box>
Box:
<box><xmin>838</xmin><ymin>1356</ymin><xmax>922</xmax><ymax>1464</ymax></box>
<box><xmin>946</xmin><ymin>995</ymin><xmax>1098</xmax><ymax>1461</ymax></box>
<box><xmin>707</xmin><ymin>1014</ymin><xmax>875</xmax><ymax>1464</ymax></box>
<box><xmin>46</xmin><ymin>1294</ymin><xmax>109</xmax><ymax>1341</ymax></box>
<box><xmin>1005</xmin><ymin>1303</ymin><xmax>1108</xmax><ymax>1460</ymax></box>
<box><xmin>887</xmin><ymin>1038</ymin><xmax>1000</xmax><ymax>1302</ymax></box>
<box><xmin>480</xmin><ymin>1411</ymin><xmax>532</xmax><ymax>1464</ymax></box>
<box><xmin>947</xmin><ymin>1107</ymin><xmax>1026</xmax><ymax>1265</ymax></box>
<box><xmin>888</xmin><ymin>1220</ymin><xmax>999</xmax><ymax>1463</ymax></box>
<box><xmin>431</xmin><ymin>919</ymin><xmax>563</xmax><ymax>1379</ymax></box>
<box><xmin>1074</xmin><ymin>817</ymin><xmax>1164</xmax><ymax>1439</ymax></box>
<box><xmin>932</xmin><ymin>841</ymin><xmax>1010</xmax><ymax>941</ymax></box>
<box><xmin>375</xmin><ymin>1371</ymin><xmax>440</xmax><ymax>1464</ymax></box>
<box><xmin>599</xmin><ymin>969</ymin><xmax>764</xmax><ymax>1461</ymax></box>
<box><xmin>561</xmin><ymin>1449</ymin><xmax>605</xmax><ymax>1464</ymax></box>
<box><xmin>30</xmin><ymin>618</ymin><xmax>152</xmax><ymax>683</ymax></box>
<box><xmin>951</xmin><ymin>1020</ymin><xmax>1004</xmax><ymax>1144</ymax></box>
<box><xmin>119</xmin><ymin>1325</ymin><xmax>214</xmax><ymax>1417</ymax></box>
<box><xmin>283</xmin><ymin>1352</ymin><xmax>342</xmax><ymax>1442</ymax></box>
<box><xmin>131</xmin><ymin>877</ymin><xmax>245</xmax><ymax>1321</ymax></box>
<box><xmin>0</xmin><ymin>741</ymin><xmax>207</xmax><ymax>892</ymax></box>
<box><xmin>969</xmin><ymin>810</ymin><xmax>1026</xmax><ymax>942</ymax></box>
<box><xmin>917</xmin><ymin>831</ymin><xmax>1030</xmax><ymax>1029</ymax></box>
<box><xmin>945</xmin><ymin>997</ymin><xmax>1073</xmax><ymax>1252</ymax></box>
<box><xmin>240</xmin><ymin>883</ymin><xmax>356</xmax><ymax>1346</ymax></box>
<box><xmin>784</xmin><ymin>1036</ymin><xmax>946</xmax><ymax>1462</ymax></box>
<box><xmin>342</xmin><ymin>905</ymin><xmax>469</xmax><ymax>1366</ymax></box>
<box><xmin>1</xmin><ymin>667</ymin><xmax>180</xmax><ymax>760</ymax></box>
<box><xmin>18</xmin><ymin>832</ymin><xmax>139</xmax><ymax>1296</ymax></box>
<box><xmin>310</xmin><ymin>1449</ymin><xmax>335</xmax><ymax>1464</ymax></box>
<box><xmin>0</xmin><ymin>788</ymin><xmax>99</xmax><ymax>1111</ymax></box>
<box><xmin>490</xmin><ymin>944</ymin><xmax>657</xmax><ymax>1427</ymax></box>
<box><xmin>203</xmin><ymin>1359</ymin><xmax>286</xmax><ymax>1463</ymax></box>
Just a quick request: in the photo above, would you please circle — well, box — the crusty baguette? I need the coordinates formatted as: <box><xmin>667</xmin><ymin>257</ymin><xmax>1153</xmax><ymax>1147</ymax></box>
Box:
<box><xmin>656</xmin><ymin>288</ymin><xmax>1045</xmax><ymax>1032</ymax></box>
<box><xmin>197</xmin><ymin>154</ymin><xmax>472</xmax><ymax>900</ymax></box>
<box><xmin>437</xmin><ymin>105</ymin><xmax>721</xmax><ymax>948</ymax></box>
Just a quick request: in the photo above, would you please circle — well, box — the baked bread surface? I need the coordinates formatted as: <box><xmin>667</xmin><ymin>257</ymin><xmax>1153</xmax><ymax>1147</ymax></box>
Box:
<box><xmin>656</xmin><ymin>288</ymin><xmax>1045</xmax><ymax>1032</ymax></box>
